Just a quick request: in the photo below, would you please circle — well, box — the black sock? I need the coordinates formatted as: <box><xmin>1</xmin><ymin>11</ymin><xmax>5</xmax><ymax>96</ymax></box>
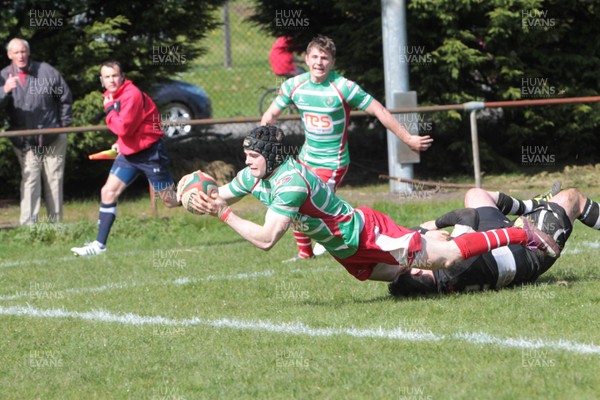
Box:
<box><xmin>496</xmin><ymin>192</ymin><xmax>536</xmax><ymax>215</ymax></box>
<box><xmin>578</xmin><ymin>199</ymin><xmax>600</xmax><ymax>229</ymax></box>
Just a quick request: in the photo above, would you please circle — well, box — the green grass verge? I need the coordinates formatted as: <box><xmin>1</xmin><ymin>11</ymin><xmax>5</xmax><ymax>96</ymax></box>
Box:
<box><xmin>1</xmin><ymin>191</ymin><xmax>600</xmax><ymax>399</ymax></box>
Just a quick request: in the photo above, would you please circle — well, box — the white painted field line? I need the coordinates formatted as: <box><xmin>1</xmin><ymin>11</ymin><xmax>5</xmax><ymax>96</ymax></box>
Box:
<box><xmin>0</xmin><ymin>255</ymin><xmax>75</xmax><ymax>268</ymax></box>
<box><xmin>0</xmin><ymin>266</ymin><xmax>335</xmax><ymax>301</ymax></box>
<box><xmin>562</xmin><ymin>240</ymin><xmax>600</xmax><ymax>255</ymax></box>
<box><xmin>0</xmin><ymin>244</ymin><xmax>233</xmax><ymax>269</ymax></box>
<box><xmin>0</xmin><ymin>253</ymin><xmax>135</xmax><ymax>269</ymax></box>
<box><xmin>1</xmin><ymin>304</ymin><xmax>599</xmax><ymax>356</ymax></box>
<box><xmin>0</xmin><ymin>270</ymin><xmax>276</xmax><ymax>301</ymax></box>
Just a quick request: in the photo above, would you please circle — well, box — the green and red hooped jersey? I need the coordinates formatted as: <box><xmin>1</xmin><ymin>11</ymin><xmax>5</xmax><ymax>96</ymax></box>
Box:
<box><xmin>227</xmin><ymin>158</ymin><xmax>363</xmax><ymax>259</ymax></box>
<box><xmin>275</xmin><ymin>71</ymin><xmax>373</xmax><ymax>171</ymax></box>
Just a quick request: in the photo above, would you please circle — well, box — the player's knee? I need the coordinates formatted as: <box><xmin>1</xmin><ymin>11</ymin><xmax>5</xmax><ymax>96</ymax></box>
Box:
<box><xmin>566</xmin><ymin>188</ymin><xmax>584</xmax><ymax>201</ymax></box>
<box><xmin>100</xmin><ymin>185</ymin><xmax>119</xmax><ymax>203</ymax></box>
<box><xmin>464</xmin><ymin>188</ymin><xmax>487</xmax><ymax>206</ymax></box>
<box><xmin>555</xmin><ymin>188</ymin><xmax>584</xmax><ymax>206</ymax></box>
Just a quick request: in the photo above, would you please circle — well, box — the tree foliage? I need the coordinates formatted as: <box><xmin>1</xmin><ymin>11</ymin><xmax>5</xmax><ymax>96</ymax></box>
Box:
<box><xmin>249</xmin><ymin>0</ymin><xmax>600</xmax><ymax>175</ymax></box>
<box><xmin>0</xmin><ymin>0</ymin><xmax>225</xmax><ymax>196</ymax></box>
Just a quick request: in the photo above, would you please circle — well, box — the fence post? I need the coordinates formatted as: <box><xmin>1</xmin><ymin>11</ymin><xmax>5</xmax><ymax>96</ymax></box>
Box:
<box><xmin>382</xmin><ymin>0</ymin><xmax>418</xmax><ymax>194</ymax></box>
<box><xmin>463</xmin><ymin>101</ymin><xmax>485</xmax><ymax>188</ymax></box>
<box><xmin>223</xmin><ymin>2</ymin><xmax>232</xmax><ymax>68</ymax></box>
<box><xmin>469</xmin><ymin>110</ymin><xmax>481</xmax><ymax>188</ymax></box>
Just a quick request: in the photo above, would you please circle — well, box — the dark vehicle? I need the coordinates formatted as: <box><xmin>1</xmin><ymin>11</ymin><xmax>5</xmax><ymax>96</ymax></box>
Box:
<box><xmin>150</xmin><ymin>79</ymin><xmax>212</xmax><ymax>139</ymax></box>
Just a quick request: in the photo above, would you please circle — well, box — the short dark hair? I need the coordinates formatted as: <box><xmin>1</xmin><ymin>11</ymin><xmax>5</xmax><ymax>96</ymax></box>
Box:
<box><xmin>388</xmin><ymin>271</ymin><xmax>436</xmax><ymax>297</ymax></box>
<box><xmin>100</xmin><ymin>60</ymin><xmax>123</xmax><ymax>74</ymax></box>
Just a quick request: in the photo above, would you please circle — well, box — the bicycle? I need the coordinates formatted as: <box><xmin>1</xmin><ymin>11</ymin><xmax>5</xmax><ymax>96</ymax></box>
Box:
<box><xmin>258</xmin><ymin>86</ymin><xmax>298</xmax><ymax>116</ymax></box>
<box><xmin>258</xmin><ymin>84</ymin><xmax>302</xmax><ymax>134</ymax></box>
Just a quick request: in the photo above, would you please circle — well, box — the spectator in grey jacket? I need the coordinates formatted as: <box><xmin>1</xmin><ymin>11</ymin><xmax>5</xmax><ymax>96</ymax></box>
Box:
<box><xmin>0</xmin><ymin>38</ymin><xmax>72</xmax><ymax>225</ymax></box>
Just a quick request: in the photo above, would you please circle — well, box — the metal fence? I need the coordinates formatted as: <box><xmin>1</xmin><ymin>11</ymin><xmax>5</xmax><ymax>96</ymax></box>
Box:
<box><xmin>182</xmin><ymin>1</ymin><xmax>287</xmax><ymax>123</ymax></box>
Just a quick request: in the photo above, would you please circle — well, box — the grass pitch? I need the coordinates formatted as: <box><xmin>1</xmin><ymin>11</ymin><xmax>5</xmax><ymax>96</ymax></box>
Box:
<box><xmin>1</xmin><ymin>184</ymin><xmax>600</xmax><ymax>399</ymax></box>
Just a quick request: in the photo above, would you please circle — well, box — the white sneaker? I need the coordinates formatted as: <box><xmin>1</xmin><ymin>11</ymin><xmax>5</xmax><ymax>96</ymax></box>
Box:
<box><xmin>313</xmin><ymin>242</ymin><xmax>327</xmax><ymax>256</ymax></box>
<box><xmin>71</xmin><ymin>241</ymin><xmax>106</xmax><ymax>257</ymax></box>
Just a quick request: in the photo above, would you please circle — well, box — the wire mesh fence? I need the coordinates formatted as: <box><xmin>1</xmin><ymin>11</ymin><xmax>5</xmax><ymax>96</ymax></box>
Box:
<box><xmin>171</xmin><ymin>1</ymin><xmax>306</xmax><ymax>138</ymax></box>
<box><xmin>181</xmin><ymin>1</ymin><xmax>283</xmax><ymax>118</ymax></box>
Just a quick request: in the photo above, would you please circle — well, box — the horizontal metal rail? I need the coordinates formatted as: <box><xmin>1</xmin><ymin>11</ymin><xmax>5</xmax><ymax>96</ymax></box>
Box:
<box><xmin>2</xmin><ymin>96</ymin><xmax>598</xmax><ymax>138</ymax></box>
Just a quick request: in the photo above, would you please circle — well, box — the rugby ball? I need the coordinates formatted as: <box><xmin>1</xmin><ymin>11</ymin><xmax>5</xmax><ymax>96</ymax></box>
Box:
<box><xmin>177</xmin><ymin>170</ymin><xmax>218</xmax><ymax>214</ymax></box>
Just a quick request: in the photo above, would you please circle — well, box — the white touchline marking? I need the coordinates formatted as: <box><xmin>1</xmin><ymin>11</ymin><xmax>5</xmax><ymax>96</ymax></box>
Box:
<box><xmin>0</xmin><ymin>253</ymin><xmax>145</xmax><ymax>268</ymax></box>
<box><xmin>0</xmin><ymin>266</ymin><xmax>337</xmax><ymax>301</ymax></box>
<box><xmin>0</xmin><ymin>245</ymin><xmax>225</xmax><ymax>269</ymax></box>
<box><xmin>561</xmin><ymin>240</ymin><xmax>600</xmax><ymax>255</ymax></box>
<box><xmin>0</xmin><ymin>255</ymin><xmax>75</xmax><ymax>268</ymax></box>
<box><xmin>0</xmin><ymin>270</ymin><xmax>277</xmax><ymax>301</ymax></box>
<box><xmin>0</xmin><ymin>304</ymin><xmax>598</xmax><ymax>356</ymax></box>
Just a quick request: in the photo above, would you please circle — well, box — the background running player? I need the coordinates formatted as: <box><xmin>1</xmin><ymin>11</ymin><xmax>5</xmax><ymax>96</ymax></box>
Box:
<box><xmin>261</xmin><ymin>35</ymin><xmax>433</xmax><ymax>261</ymax></box>
<box><xmin>71</xmin><ymin>61</ymin><xmax>179</xmax><ymax>257</ymax></box>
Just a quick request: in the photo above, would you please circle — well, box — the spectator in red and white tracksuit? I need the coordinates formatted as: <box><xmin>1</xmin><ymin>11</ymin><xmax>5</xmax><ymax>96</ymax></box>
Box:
<box><xmin>71</xmin><ymin>61</ymin><xmax>179</xmax><ymax>257</ymax></box>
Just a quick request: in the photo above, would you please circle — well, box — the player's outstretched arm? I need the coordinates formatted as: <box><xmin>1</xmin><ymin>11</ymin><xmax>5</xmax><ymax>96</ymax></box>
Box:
<box><xmin>221</xmin><ymin>208</ymin><xmax>291</xmax><ymax>251</ymax></box>
<box><xmin>190</xmin><ymin>192</ymin><xmax>291</xmax><ymax>251</ymax></box>
<box><xmin>217</xmin><ymin>185</ymin><xmax>243</xmax><ymax>206</ymax></box>
<box><xmin>364</xmin><ymin>99</ymin><xmax>433</xmax><ymax>152</ymax></box>
<box><xmin>260</xmin><ymin>102</ymin><xmax>284</xmax><ymax>126</ymax></box>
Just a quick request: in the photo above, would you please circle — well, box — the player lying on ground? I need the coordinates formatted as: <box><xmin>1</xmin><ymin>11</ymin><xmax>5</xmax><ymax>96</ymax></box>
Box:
<box><xmin>183</xmin><ymin>125</ymin><xmax>559</xmax><ymax>283</ymax></box>
<box><xmin>388</xmin><ymin>185</ymin><xmax>600</xmax><ymax>296</ymax></box>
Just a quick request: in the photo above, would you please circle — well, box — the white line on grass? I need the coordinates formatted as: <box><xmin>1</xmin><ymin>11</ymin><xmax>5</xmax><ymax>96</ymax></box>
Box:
<box><xmin>0</xmin><ymin>248</ymin><xmax>169</xmax><ymax>269</ymax></box>
<box><xmin>562</xmin><ymin>240</ymin><xmax>600</xmax><ymax>255</ymax></box>
<box><xmin>1</xmin><ymin>304</ymin><xmax>599</xmax><ymax>356</ymax></box>
<box><xmin>0</xmin><ymin>266</ymin><xmax>336</xmax><ymax>301</ymax></box>
<box><xmin>0</xmin><ymin>270</ymin><xmax>276</xmax><ymax>301</ymax></box>
<box><xmin>0</xmin><ymin>255</ymin><xmax>75</xmax><ymax>268</ymax></box>
<box><xmin>0</xmin><ymin>253</ymin><xmax>144</xmax><ymax>269</ymax></box>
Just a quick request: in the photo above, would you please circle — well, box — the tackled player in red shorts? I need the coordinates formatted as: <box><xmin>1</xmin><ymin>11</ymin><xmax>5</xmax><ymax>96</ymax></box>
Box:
<box><xmin>183</xmin><ymin>126</ymin><xmax>559</xmax><ymax>284</ymax></box>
